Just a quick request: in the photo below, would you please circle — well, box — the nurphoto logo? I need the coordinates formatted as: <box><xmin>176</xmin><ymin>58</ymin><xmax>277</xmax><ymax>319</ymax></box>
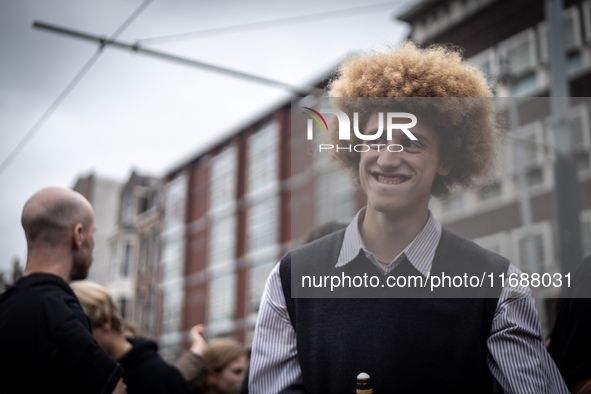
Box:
<box><xmin>302</xmin><ymin>107</ymin><xmax>417</xmax><ymax>153</ymax></box>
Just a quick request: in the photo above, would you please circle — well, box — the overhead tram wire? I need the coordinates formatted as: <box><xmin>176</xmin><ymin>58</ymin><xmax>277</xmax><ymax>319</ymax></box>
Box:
<box><xmin>0</xmin><ymin>0</ymin><xmax>153</xmax><ymax>177</ymax></box>
<box><xmin>138</xmin><ymin>1</ymin><xmax>409</xmax><ymax>45</ymax></box>
<box><xmin>31</xmin><ymin>22</ymin><xmax>324</xmax><ymax>97</ymax></box>
<box><xmin>5</xmin><ymin>1</ymin><xmax>411</xmax><ymax>177</ymax></box>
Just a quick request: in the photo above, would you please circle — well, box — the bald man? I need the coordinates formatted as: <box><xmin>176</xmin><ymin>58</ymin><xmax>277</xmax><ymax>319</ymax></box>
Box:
<box><xmin>0</xmin><ymin>187</ymin><xmax>127</xmax><ymax>394</ymax></box>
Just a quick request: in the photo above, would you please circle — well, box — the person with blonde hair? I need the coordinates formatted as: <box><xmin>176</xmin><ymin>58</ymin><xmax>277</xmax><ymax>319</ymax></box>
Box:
<box><xmin>248</xmin><ymin>43</ymin><xmax>568</xmax><ymax>393</ymax></box>
<box><xmin>175</xmin><ymin>325</ymin><xmax>248</xmax><ymax>394</ymax></box>
<box><xmin>72</xmin><ymin>280</ymin><xmax>192</xmax><ymax>394</ymax></box>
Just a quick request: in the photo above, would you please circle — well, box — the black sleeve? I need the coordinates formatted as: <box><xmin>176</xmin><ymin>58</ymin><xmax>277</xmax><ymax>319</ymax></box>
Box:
<box><xmin>549</xmin><ymin>256</ymin><xmax>591</xmax><ymax>387</ymax></box>
<box><xmin>66</xmin><ymin>300</ymin><xmax>93</xmax><ymax>334</ymax></box>
<box><xmin>43</xmin><ymin>297</ymin><xmax>124</xmax><ymax>394</ymax></box>
<box><xmin>125</xmin><ymin>360</ymin><xmax>194</xmax><ymax>394</ymax></box>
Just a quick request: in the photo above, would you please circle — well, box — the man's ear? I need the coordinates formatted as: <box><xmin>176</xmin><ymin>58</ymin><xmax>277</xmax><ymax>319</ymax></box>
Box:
<box><xmin>73</xmin><ymin>223</ymin><xmax>84</xmax><ymax>249</ymax></box>
<box><xmin>437</xmin><ymin>161</ymin><xmax>451</xmax><ymax>176</ymax></box>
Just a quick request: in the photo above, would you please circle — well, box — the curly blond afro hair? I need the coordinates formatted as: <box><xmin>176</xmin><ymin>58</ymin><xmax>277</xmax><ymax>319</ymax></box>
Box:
<box><xmin>326</xmin><ymin>42</ymin><xmax>498</xmax><ymax>198</ymax></box>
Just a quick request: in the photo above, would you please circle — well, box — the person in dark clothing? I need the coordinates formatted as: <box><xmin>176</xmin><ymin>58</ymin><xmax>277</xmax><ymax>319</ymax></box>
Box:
<box><xmin>549</xmin><ymin>254</ymin><xmax>591</xmax><ymax>394</ymax></box>
<box><xmin>120</xmin><ymin>336</ymin><xmax>194</xmax><ymax>394</ymax></box>
<box><xmin>0</xmin><ymin>187</ymin><xmax>126</xmax><ymax>394</ymax></box>
<box><xmin>72</xmin><ymin>280</ymin><xmax>193</xmax><ymax>394</ymax></box>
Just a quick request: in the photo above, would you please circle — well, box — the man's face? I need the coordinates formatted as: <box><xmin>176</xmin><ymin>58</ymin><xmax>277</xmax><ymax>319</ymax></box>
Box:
<box><xmin>359</xmin><ymin>114</ymin><xmax>450</xmax><ymax>216</ymax></box>
<box><xmin>70</xmin><ymin>218</ymin><xmax>95</xmax><ymax>281</ymax></box>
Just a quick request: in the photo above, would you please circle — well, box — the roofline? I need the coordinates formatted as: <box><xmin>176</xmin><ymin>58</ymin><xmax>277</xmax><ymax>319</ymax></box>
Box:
<box><xmin>163</xmin><ymin>63</ymin><xmax>343</xmax><ymax>180</ymax></box>
<box><xmin>396</xmin><ymin>0</ymin><xmax>448</xmax><ymax>23</ymax></box>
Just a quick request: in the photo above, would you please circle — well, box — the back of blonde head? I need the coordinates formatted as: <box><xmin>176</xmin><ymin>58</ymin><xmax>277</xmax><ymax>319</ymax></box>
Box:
<box><xmin>71</xmin><ymin>280</ymin><xmax>123</xmax><ymax>333</ymax></box>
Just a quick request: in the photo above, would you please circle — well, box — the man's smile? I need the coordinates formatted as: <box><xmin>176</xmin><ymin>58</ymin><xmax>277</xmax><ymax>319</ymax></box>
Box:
<box><xmin>373</xmin><ymin>173</ymin><xmax>410</xmax><ymax>185</ymax></box>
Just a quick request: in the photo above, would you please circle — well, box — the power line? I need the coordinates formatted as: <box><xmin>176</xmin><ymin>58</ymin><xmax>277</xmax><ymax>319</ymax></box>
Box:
<box><xmin>32</xmin><ymin>21</ymin><xmax>323</xmax><ymax>96</ymax></box>
<box><xmin>0</xmin><ymin>0</ymin><xmax>152</xmax><ymax>177</ymax></box>
<box><xmin>138</xmin><ymin>1</ymin><xmax>408</xmax><ymax>45</ymax></box>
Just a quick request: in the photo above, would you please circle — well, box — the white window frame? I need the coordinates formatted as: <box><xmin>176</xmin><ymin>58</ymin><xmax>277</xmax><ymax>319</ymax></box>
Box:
<box><xmin>581</xmin><ymin>209</ymin><xmax>591</xmax><ymax>257</ymax></box>
<box><xmin>545</xmin><ymin>103</ymin><xmax>591</xmax><ymax>156</ymax></box>
<box><xmin>514</xmin><ymin>121</ymin><xmax>545</xmax><ymax>170</ymax></box>
<box><xmin>313</xmin><ymin>153</ymin><xmax>356</xmax><ymax>226</ymax></box>
<box><xmin>208</xmin><ymin>214</ymin><xmax>236</xmax><ymax>270</ymax></box>
<box><xmin>163</xmin><ymin>174</ymin><xmax>187</xmax><ymax>232</ymax></box>
<box><xmin>470</xmin><ymin>47</ymin><xmax>499</xmax><ymax>81</ymax></box>
<box><xmin>248</xmin><ymin>260</ymin><xmax>275</xmax><ymax>313</ymax></box>
<box><xmin>538</xmin><ymin>6</ymin><xmax>583</xmax><ymax>63</ymax></box>
<box><xmin>247</xmin><ymin>121</ymin><xmax>279</xmax><ymax>196</ymax></box>
<box><xmin>498</xmin><ymin>29</ymin><xmax>538</xmax><ymax>77</ymax></box>
<box><xmin>511</xmin><ymin>221</ymin><xmax>555</xmax><ymax>273</ymax></box>
<box><xmin>207</xmin><ymin>273</ymin><xmax>236</xmax><ymax>324</ymax></box>
<box><xmin>581</xmin><ymin>1</ymin><xmax>591</xmax><ymax>43</ymax></box>
<box><xmin>209</xmin><ymin>146</ymin><xmax>237</xmax><ymax>212</ymax></box>
<box><xmin>247</xmin><ymin>195</ymin><xmax>279</xmax><ymax>253</ymax></box>
<box><xmin>472</xmin><ymin>231</ymin><xmax>512</xmax><ymax>261</ymax></box>
<box><xmin>570</xmin><ymin>104</ymin><xmax>591</xmax><ymax>151</ymax></box>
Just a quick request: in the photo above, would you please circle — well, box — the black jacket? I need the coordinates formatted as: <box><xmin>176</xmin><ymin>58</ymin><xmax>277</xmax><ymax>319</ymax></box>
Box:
<box><xmin>0</xmin><ymin>273</ymin><xmax>122</xmax><ymax>394</ymax></box>
<box><xmin>119</xmin><ymin>337</ymin><xmax>193</xmax><ymax>394</ymax></box>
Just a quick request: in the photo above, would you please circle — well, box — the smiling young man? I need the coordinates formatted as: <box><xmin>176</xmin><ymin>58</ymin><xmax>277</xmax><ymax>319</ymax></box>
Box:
<box><xmin>247</xmin><ymin>43</ymin><xmax>569</xmax><ymax>393</ymax></box>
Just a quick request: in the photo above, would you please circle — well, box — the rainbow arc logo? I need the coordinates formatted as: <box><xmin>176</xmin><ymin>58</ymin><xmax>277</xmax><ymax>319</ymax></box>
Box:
<box><xmin>302</xmin><ymin>107</ymin><xmax>328</xmax><ymax>131</ymax></box>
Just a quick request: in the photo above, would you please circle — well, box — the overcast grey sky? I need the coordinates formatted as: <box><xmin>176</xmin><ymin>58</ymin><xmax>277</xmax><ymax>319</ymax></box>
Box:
<box><xmin>0</xmin><ymin>0</ymin><xmax>412</xmax><ymax>274</ymax></box>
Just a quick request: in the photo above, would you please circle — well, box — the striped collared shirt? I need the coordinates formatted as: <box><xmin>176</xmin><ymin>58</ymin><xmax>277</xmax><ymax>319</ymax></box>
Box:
<box><xmin>249</xmin><ymin>209</ymin><xmax>568</xmax><ymax>394</ymax></box>
<box><xmin>336</xmin><ymin>207</ymin><xmax>440</xmax><ymax>277</ymax></box>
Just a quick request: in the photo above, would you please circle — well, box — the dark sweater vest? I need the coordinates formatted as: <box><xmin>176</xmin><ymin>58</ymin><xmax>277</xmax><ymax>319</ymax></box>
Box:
<box><xmin>280</xmin><ymin>228</ymin><xmax>509</xmax><ymax>394</ymax></box>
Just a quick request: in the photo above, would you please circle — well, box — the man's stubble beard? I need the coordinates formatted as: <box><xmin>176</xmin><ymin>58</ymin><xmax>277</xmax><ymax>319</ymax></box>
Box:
<box><xmin>70</xmin><ymin>255</ymin><xmax>91</xmax><ymax>281</ymax></box>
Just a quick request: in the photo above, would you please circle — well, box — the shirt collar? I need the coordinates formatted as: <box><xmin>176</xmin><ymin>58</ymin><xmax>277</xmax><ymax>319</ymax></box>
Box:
<box><xmin>335</xmin><ymin>207</ymin><xmax>442</xmax><ymax>277</ymax></box>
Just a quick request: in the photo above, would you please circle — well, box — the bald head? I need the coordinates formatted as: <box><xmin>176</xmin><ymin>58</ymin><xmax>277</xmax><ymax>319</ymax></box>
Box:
<box><xmin>22</xmin><ymin>187</ymin><xmax>94</xmax><ymax>249</ymax></box>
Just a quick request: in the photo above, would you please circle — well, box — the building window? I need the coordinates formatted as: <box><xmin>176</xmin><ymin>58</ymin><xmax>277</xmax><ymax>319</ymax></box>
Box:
<box><xmin>164</xmin><ymin>175</ymin><xmax>187</xmax><ymax>232</ymax></box>
<box><xmin>547</xmin><ymin>104</ymin><xmax>590</xmax><ymax>173</ymax></box>
<box><xmin>122</xmin><ymin>241</ymin><xmax>133</xmax><ymax>277</ymax></box>
<box><xmin>538</xmin><ymin>6</ymin><xmax>583</xmax><ymax>74</ymax></box>
<box><xmin>470</xmin><ymin>48</ymin><xmax>498</xmax><ymax>84</ymax></box>
<box><xmin>162</xmin><ymin>286</ymin><xmax>183</xmax><ymax>334</ymax></box>
<box><xmin>583</xmin><ymin>1</ymin><xmax>591</xmax><ymax>43</ymax></box>
<box><xmin>208</xmin><ymin>274</ymin><xmax>236</xmax><ymax>323</ymax></box>
<box><xmin>138</xmin><ymin>196</ymin><xmax>149</xmax><ymax>214</ymax></box>
<box><xmin>209</xmin><ymin>215</ymin><xmax>236</xmax><ymax>267</ymax></box>
<box><xmin>472</xmin><ymin>232</ymin><xmax>510</xmax><ymax>260</ymax></box>
<box><xmin>499</xmin><ymin>29</ymin><xmax>538</xmax><ymax>95</ymax></box>
<box><xmin>518</xmin><ymin>233</ymin><xmax>545</xmax><ymax>273</ymax></box>
<box><xmin>477</xmin><ymin>180</ymin><xmax>502</xmax><ymax>201</ymax></box>
<box><xmin>248</xmin><ymin>121</ymin><xmax>279</xmax><ymax>194</ymax></box>
<box><xmin>581</xmin><ymin>211</ymin><xmax>591</xmax><ymax>257</ymax></box>
<box><xmin>109</xmin><ymin>243</ymin><xmax>118</xmax><ymax>281</ymax></box>
<box><xmin>151</xmin><ymin>231</ymin><xmax>159</xmax><ymax>272</ymax></box>
<box><xmin>314</xmin><ymin>151</ymin><xmax>356</xmax><ymax>225</ymax></box>
<box><xmin>514</xmin><ymin>122</ymin><xmax>545</xmax><ymax>186</ymax></box>
<box><xmin>512</xmin><ymin>222</ymin><xmax>554</xmax><ymax>273</ymax></box>
<box><xmin>248</xmin><ymin>197</ymin><xmax>278</xmax><ymax>252</ymax></box>
<box><xmin>526</xmin><ymin>168</ymin><xmax>544</xmax><ymax>186</ymax></box>
<box><xmin>123</xmin><ymin>192</ymin><xmax>135</xmax><ymax>225</ymax></box>
<box><xmin>162</xmin><ymin>234</ymin><xmax>183</xmax><ymax>282</ymax></box>
<box><xmin>511</xmin><ymin>73</ymin><xmax>538</xmax><ymax>96</ymax></box>
<box><xmin>249</xmin><ymin>260</ymin><xmax>274</xmax><ymax>313</ymax></box>
<box><xmin>210</xmin><ymin>147</ymin><xmax>237</xmax><ymax>211</ymax></box>
<box><xmin>570</xmin><ymin>104</ymin><xmax>591</xmax><ymax>154</ymax></box>
<box><xmin>315</xmin><ymin>168</ymin><xmax>355</xmax><ymax>225</ymax></box>
<box><xmin>442</xmin><ymin>190</ymin><xmax>464</xmax><ymax>212</ymax></box>
<box><xmin>138</xmin><ymin>236</ymin><xmax>147</xmax><ymax>274</ymax></box>
<box><xmin>118</xmin><ymin>297</ymin><xmax>128</xmax><ymax>320</ymax></box>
